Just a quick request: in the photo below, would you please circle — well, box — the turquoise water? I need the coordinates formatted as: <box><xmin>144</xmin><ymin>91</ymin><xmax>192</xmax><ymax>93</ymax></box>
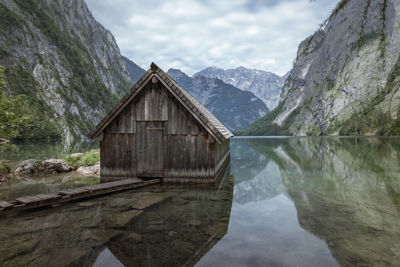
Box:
<box><xmin>0</xmin><ymin>137</ymin><xmax>399</xmax><ymax>266</ymax></box>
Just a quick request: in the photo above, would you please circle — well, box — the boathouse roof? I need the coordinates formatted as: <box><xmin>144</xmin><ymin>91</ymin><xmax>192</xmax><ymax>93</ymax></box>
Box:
<box><xmin>88</xmin><ymin>62</ymin><xmax>233</xmax><ymax>144</ymax></box>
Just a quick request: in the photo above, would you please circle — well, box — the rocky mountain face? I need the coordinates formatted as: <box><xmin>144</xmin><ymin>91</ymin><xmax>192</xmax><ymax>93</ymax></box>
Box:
<box><xmin>195</xmin><ymin>66</ymin><xmax>285</xmax><ymax>110</ymax></box>
<box><xmin>167</xmin><ymin>69</ymin><xmax>269</xmax><ymax>131</ymax></box>
<box><xmin>241</xmin><ymin>0</ymin><xmax>400</xmax><ymax>136</ymax></box>
<box><xmin>123</xmin><ymin>56</ymin><xmax>145</xmax><ymax>84</ymax></box>
<box><xmin>0</xmin><ymin>0</ymin><xmax>133</xmax><ymax>142</ymax></box>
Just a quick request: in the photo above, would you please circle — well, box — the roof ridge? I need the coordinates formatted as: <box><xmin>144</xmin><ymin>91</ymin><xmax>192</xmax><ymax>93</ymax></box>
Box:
<box><xmin>88</xmin><ymin>63</ymin><xmax>234</xmax><ymax>142</ymax></box>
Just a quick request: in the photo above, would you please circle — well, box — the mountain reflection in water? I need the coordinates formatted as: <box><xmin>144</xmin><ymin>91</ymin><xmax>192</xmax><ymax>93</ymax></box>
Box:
<box><xmin>0</xmin><ymin>137</ymin><xmax>399</xmax><ymax>266</ymax></box>
<box><xmin>216</xmin><ymin>137</ymin><xmax>399</xmax><ymax>267</ymax></box>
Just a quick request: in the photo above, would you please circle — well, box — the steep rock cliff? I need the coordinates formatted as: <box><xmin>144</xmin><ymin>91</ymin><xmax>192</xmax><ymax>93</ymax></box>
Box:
<box><xmin>242</xmin><ymin>0</ymin><xmax>400</xmax><ymax>136</ymax></box>
<box><xmin>0</xmin><ymin>0</ymin><xmax>132</xmax><ymax>142</ymax></box>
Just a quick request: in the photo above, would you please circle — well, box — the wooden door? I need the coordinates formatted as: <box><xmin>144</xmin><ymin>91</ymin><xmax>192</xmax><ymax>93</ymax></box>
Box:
<box><xmin>137</xmin><ymin>121</ymin><xmax>164</xmax><ymax>177</ymax></box>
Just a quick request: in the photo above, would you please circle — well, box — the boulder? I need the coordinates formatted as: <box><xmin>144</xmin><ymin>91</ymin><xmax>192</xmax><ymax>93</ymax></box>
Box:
<box><xmin>14</xmin><ymin>159</ymin><xmax>39</xmax><ymax>175</ymax></box>
<box><xmin>0</xmin><ymin>163</ymin><xmax>11</xmax><ymax>183</ymax></box>
<box><xmin>70</xmin><ymin>153</ymin><xmax>84</xmax><ymax>157</ymax></box>
<box><xmin>76</xmin><ymin>163</ymin><xmax>100</xmax><ymax>176</ymax></box>
<box><xmin>14</xmin><ymin>159</ymin><xmax>73</xmax><ymax>176</ymax></box>
<box><xmin>39</xmin><ymin>159</ymin><xmax>73</xmax><ymax>174</ymax></box>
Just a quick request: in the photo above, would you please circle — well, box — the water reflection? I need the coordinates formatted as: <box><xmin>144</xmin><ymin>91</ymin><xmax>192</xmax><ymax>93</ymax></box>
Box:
<box><xmin>0</xmin><ymin>168</ymin><xmax>233</xmax><ymax>266</ymax></box>
<box><xmin>0</xmin><ymin>137</ymin><xmax>399</xmax><ymax>266</ymax></box>
<box><xmin>0</xmin><ymin>173</ymin><xmax>100</xmax><ymax>201</ymax></box>
<box><xmin>0</xmin><ymin>139</ymin><xmax>98</xmax><ymax>168</ymax></box>
<box><xmin>231</xmin><ymin>137</ymin><xmax>400</xmax><ymax>266</ymax></box>
<box><xmin>0</xmin><ymin>139</ymin><xmax>100</xmax><ymax>201</ymax></box>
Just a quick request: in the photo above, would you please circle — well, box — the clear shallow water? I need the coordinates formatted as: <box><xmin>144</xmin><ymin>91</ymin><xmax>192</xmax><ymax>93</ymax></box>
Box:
<box><xmin>0</xmin><ymin>137</ymin><xmax>399</xmax><ymax>266</ymax></box>
<box><xmin>0</xmin><ymin>139</ymin><xmax>98</xmax><ymax>168</ymax></box>
<box><xmin>0</xmin><ymin>139</ymin><xmax>99</xmax><ymax>200</ymax></box>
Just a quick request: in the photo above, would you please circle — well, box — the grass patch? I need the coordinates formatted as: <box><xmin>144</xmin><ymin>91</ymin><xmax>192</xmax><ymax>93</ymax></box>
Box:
<box><xmin>64</xmin><ymin>149</ymin><xmax>100</xmax><ymax>168</ymax></box>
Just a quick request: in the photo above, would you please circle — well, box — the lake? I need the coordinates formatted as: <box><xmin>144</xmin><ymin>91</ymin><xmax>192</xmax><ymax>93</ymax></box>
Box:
<box><xmin>0</xmin><ymin>137</ymin><xmax>399</xmax><ymax>266</ymax></box>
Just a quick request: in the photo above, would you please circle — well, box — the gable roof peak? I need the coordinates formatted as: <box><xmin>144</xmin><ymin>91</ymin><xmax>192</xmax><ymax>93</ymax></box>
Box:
<box><xmin>88</xmin><ymin>63</ymin><xmax>234</xmax><ymax>143</ymax></box>
<box><xmin>150</xmin><ymin>62</ymin><xmax>160</xmax><ymax>72</ymax></box>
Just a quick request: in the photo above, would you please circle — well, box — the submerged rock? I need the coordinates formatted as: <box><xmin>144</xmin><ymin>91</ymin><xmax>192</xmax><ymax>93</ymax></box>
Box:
<box><xmin>76</xmin><ymin>163</ymin><xmax>100</xmax><ymax>176</ymax></box>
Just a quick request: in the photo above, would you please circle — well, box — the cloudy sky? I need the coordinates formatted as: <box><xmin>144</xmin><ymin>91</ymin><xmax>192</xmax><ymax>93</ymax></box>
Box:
<box><xmin>85</xmin><ymin>0</ymin><xmax>339</xmax><ymax>76</ymax></box>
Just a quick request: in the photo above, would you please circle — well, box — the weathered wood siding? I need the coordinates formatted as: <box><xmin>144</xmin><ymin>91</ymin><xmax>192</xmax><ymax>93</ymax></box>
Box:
<box><xmin>100</xmin><ymin>80</ymin><xmax>229</xmax><ymax>182</ymax></box>
<box><xmin>215</xmin><ymin>140</ymin><xmax>230</xmax><ymax>177</ymax></box>
<box><xmin>164</xmin><ymin>135</ymin><xmax>215</xmax><ymax>181</ymax></box>
<box><xmin>163</xmin><ymin>88</ymin><xmax>215</xmax><ymax>181</ymax></box>
<box><xmin>101</xmin><ymin>100</ymin><xmax>137</xmax><ymax>180</ymax></box>
<box><xmin>137</xmin><ymin>121</ymin><xmax>165</xmax><ymax>177</ymax></box>
<box><xmin>101</xmin><ymin>133</ymin><xmax>136</xmax><ymax>179</ymax></box>
<box><xmin>136</xmin><ymin>83</ymin><xmax>168</xmax><ymax>121</ymax></box>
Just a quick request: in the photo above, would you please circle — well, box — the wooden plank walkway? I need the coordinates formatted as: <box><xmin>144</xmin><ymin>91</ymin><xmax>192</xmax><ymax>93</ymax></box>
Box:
<box><xmin>0</xmin><ymin>178</ymin><xmax>160</xmax><ymax>214</ymax></box>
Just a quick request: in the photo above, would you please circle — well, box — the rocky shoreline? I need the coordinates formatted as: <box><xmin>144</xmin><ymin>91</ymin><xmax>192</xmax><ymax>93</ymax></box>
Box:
<box><xmin>0</xmin><ymin>152</ymin><xmax>100</xmax><ymax>184</ymax></box>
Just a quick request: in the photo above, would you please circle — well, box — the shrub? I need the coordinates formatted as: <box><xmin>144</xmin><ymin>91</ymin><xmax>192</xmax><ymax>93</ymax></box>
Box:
<box><xmin>64</xmin><ymin>149</ymin><xmax>100</xmax><ymax>168</ymax></box>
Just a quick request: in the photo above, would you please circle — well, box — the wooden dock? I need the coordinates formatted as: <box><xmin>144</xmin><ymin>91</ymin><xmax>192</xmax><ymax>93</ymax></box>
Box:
<box><xmin>0</xmin><ymin>178</ymin><xmax>161</xmax><ymax>214</ymax></box>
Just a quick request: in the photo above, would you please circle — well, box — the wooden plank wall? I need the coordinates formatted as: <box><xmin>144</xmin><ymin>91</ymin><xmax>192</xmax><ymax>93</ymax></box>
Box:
<box><xmin>101</xmin><ymin>133</ymin><xmax>136</xmax><ymax>178</ymax></box>
<box><xmin>107</xmin><ymin>102</ymin><xmax>136</xmax><ymax>133</ymax></box>
<box><xmin>100</xmin><ymin>81</ymin><xmax>221</xmax><ymax>182</ymax></box>
<box><xmin>167</xmin><ymin>95</ymin><xmax>203</xmax><ymax>135</ymax></box>
<box><xmin>137</xmin><ymin>83</ymin><xmax>168</xmax><ymax>121</ymax></box>
<box><xmin>215</xmin><ymin>140</ymin><xmax>230</xmax><ymax>175</ymax></box>
<box><xmin>164</xmin><ymin>90</ymin><xmax>215</xmax><ymax>180</ymax></box>
<box><xmin>164</xmin><ymin>135</ymin><xmax>215</xmax><ymax>180</ymax></box>
<box><xmin>137</xmin><ymin>121</ymin><xmax>164</xmax><ymax>176</ymax></box>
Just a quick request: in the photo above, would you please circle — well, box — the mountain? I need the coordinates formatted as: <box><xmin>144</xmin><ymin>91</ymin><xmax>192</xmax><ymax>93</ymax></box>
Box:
<box><xmin>122</xmin><ymin>56</ymin><xmax>145</xmax><ymax>84</ymax></box>
<box><xmin>240</xmin><ymin>0</ymin><xmax>400</xmax><ymax>136</ymax></box>
<box><xmin>167</xmin><ymin>69</ymin><xmax>269</xmax><ymax>131</ymax></box>
<box><xmin>195</xmin><ymin>66</ymin><xmax>285</xmax><ymax>110</ymax></box>
<box><xmin>0</xmin><ymin>0</ymin><xmax>133</xmax><ymax>142</ymax></box>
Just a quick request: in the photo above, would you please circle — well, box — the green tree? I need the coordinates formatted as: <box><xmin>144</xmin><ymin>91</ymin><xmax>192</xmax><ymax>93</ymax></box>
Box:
<box><xmin>0</xmin><ymin>66</ymin><xmax>60</xmax><ymax>140</ymax></box>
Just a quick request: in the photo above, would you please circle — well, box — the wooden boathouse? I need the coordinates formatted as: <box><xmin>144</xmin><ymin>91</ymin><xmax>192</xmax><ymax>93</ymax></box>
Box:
<box><xmin>88</xmin><ymin>62</ymin><xmax>233</xmax><ymax>183</ymax></box>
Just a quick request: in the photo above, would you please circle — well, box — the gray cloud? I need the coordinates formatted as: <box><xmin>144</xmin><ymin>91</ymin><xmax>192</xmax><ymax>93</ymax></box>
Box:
<box><xmin>85</xmin><ymin>0</ymin><xmax>339</xmax><ymax>76</ymax></box>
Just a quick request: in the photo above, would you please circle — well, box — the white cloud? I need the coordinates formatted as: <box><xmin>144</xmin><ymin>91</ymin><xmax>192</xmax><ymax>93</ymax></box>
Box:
<box><xmin>85</xmin><ymin>0</ymin><xmax>339</xmax><ymax>76</ymax></box>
